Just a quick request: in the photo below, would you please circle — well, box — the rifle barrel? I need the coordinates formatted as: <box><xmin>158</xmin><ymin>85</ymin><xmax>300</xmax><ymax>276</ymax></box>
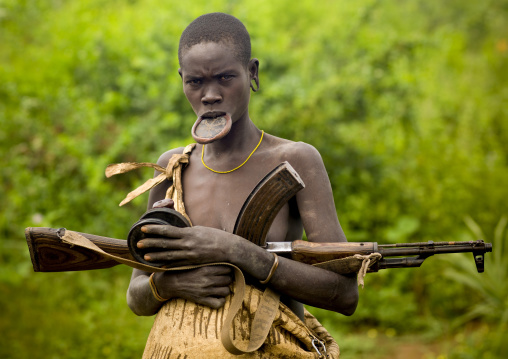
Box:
<box><xmin>379</xmin><ymin>240</ymin><xmax>491</xmax><ymax>257</ymax></box>
<box><xmin>379</xmin><ymin>240</ymin><xmax>489</xmax><ymax>248</ymax></box>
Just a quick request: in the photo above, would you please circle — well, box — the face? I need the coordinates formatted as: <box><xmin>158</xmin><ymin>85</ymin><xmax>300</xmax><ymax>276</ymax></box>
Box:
<box><xmin>179</xmin><ymin>41</ymin><xmax>258</xmax><ymax>124</ymax></box>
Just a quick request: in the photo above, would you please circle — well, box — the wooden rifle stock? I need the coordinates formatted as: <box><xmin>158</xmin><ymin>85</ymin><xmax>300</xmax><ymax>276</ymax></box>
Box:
<box><xmin>25</xmin><ymin>227</ymin><xmax>134</xmax><ymax>272</ymax></box>
<box><xmin>26</xmin><ymin>162</ymin><xmax>305</xmax><ymax>272</ymax></box>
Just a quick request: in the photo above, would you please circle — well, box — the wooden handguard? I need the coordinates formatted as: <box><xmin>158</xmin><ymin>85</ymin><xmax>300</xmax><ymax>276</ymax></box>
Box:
<box><xmin>290</xmin><ymin>240</ymin><xmax>378</xmax><ymax>265</ymax></box>
<box><xmin>25</xmin><ymin>161</ymin><xmax>305</xmax><ymax>272</ymax></box>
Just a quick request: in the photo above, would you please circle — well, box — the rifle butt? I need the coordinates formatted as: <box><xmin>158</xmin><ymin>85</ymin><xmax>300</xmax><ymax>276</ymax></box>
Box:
<box><xmin>25</xmin><ymin>227</ymin><xmax>132</xmax><ymax>272</ymax></box>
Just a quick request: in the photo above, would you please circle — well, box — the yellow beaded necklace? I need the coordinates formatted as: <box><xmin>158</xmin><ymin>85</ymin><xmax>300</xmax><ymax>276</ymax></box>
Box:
<box><xmin>201</xmin><ymin>131</ymin><xmax>264</xmax><ymax>174</ymax></box>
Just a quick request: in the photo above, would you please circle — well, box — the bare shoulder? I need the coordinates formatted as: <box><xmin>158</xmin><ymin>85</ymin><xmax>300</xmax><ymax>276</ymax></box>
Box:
<box><xmin>263</xmin><ymin>134</ymin><xmax>325</xmax><ymax>172</ymax></box>
<box><xmin>263</xmin><ymin>133</ymin><xmax>344</xmax><ymax>242</ymax></box>
<box><xmin>282</xmin><ymin>141</ymin><xmax>322</xmax><ymax>164</ymax></box>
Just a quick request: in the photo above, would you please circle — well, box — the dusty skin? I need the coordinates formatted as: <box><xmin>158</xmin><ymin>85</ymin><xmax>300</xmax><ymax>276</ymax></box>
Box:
<box><xmin>126</xmin><ymin>41</ymin><xmax>359</xmax><ymax>321</ymax></box>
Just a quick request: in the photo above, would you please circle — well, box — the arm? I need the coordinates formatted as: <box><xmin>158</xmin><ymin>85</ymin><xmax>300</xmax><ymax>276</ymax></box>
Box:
<box><xmin>276</xmin><ymin>142</ymin><xmax>358</xmax><ymax>314</ymax></box>
<box><xmin>139</xmin><ymin>224</ymin><xmax>358</xmax><ymax>315</ymax></box>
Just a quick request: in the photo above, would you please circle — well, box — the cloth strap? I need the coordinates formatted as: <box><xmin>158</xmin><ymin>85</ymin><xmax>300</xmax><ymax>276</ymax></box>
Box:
<box><xmin>105</xmin><ymin>143</ymin><xmax>196</xmax><ymax>224</ymax></box>
<box><xmin>355</xmin><ymin>253</ymin><xmax>382</xmax><ymax>287</ymax></box>
<box><xmin>312</xmin><ymin>253</ymin><xmax>382</xmax><ymax>288</ymax></box>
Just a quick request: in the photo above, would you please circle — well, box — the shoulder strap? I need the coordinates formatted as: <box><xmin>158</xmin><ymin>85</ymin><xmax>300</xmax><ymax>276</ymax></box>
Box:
<box><xmin>104</xmin><ymin>144</ymin><xmax>196</xmax><ymax>224</ymax></box>
<box><xmin>164</xmin><ymin>144</ymin><xmax>196</xmax><ymax>224</ymax></box>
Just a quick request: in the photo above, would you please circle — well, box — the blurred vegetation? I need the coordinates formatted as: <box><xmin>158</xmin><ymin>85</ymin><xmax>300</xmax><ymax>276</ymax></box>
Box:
<box><xmin>1</xmin><ymin>0</ymin><xmax>506</xmax><ymax>358</ymax></box>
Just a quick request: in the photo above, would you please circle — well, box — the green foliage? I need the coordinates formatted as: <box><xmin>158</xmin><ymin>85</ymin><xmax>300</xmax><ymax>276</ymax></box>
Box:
<box><xmin>0</xmin><ymin>267</ymin><xmax>154</xmax><ymax>359</ymax></box>
<box><xmin>1</xmin><ymin>0</ymin><xmax>507</xmax><ymax>357</ymax></box>
<box><xmin>446</xmin><ymin>217</ymin><xmax>508</xmax><ymax>326</ymax></box>
<box><xmin>444</xmin><ymin>216</ymin><xmax>508</xmax><ymax>357</ymax></box>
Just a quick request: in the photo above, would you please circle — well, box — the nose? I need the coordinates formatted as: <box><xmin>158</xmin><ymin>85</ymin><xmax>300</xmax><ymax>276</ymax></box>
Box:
<box><xmin>201</xmin><ymin>84</ymin><xmax>222</xmax><ymax>105</ymax></box>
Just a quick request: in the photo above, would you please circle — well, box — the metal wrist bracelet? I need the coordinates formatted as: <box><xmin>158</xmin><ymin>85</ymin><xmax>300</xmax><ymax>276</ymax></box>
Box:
<box><xmin>260</xmin><ymin>253</ymin><xmax>279</xmax><ymax>285</ymax></box>
<box><xmin>149</xmin><ymin>273</ymin><xmax>169</xmax><ymax>302</ymax></box>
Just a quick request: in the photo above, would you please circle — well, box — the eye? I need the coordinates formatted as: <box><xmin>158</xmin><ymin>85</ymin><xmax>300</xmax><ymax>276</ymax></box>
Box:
<box><xmin>186</xmin><ymin>78</ymin><xmax>202</xmax><ymax>86</ymax></box>
<box><xmin>219</xmin><ymin>74</ymin><xmax>234</xmax><ymax>81</ymax></box>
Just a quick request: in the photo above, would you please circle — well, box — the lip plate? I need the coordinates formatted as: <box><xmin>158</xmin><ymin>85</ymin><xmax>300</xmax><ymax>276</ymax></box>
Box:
<box><xmin>191</xmin><ymin>112</ymin><xmax>232</xmax><ymax>144</ymax></box>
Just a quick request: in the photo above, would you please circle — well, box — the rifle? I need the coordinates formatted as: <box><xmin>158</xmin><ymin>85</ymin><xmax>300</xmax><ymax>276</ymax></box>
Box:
<box><xmin>25</xmin><ymin>161</ymin><xmax>492</xmax><ymax>275</ymax></box>
<box><xmin>26</xmin><ymin>226</ymin><xmax>492</xmax><ymax>274</ymax></box>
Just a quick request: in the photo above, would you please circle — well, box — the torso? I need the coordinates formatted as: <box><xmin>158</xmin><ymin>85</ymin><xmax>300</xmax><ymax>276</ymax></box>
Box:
<box><xmin>181</xmin><ymin>134</ymin><xmax>304</xmax><ymax>244</ymax></box>
<box><xmin>167</xmin><ymin>134</ymin><xmax>306</xmax><ymax>319</ymax></box>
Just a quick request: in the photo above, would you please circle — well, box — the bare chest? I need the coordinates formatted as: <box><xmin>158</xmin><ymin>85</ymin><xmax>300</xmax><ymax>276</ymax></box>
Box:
<box><xmin>182</xmin><ymin>166</ymin><xmax>263</xmax><ymax>230</ymax></box>
<box><xmin>181</xmin><ymin>158</ymin><xmax>293</xmax><ymax>242</ymax></box>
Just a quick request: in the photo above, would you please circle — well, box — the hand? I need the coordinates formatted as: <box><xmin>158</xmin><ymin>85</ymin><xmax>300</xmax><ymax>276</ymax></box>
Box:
<box><xmin>138</xmin><ymin>224</ymin><xmax>235</xmax><ymax>266</ymax></box>
<box><xmin>153</xmin><ymin>266</ymin><xmax>233</xmax><ymax>309</ymax></box>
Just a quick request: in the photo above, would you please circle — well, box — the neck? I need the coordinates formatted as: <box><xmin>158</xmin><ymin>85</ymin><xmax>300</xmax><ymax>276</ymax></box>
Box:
<box><xmin>204</xmin><ymin>115</ymin><xmax>261</xmax><ymax>157</ymax></box>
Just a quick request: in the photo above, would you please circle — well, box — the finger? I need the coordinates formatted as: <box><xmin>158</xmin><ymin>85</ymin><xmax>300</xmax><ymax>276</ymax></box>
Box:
<box><xmin>195</xmin><ymin>266</ymin><xmax>232</xmax><ymax>276</ymax></box>
<box><xmin>195</xmin><ymin>297</ymin><xmax>226</xmax><ymax>309</ymax></box>
<box><xmin>141</xmin><ymin>224</ymin><xmax>188</xmax><ymax>238</ymax></box>
<box><xmin>143</xmin><ymin>250</ymin><xmax>188</xmax><ymax>262</ymax></box>
<box><xmin>204</xmin><ymin>286</ymin><xmax>231</xmax><ymax>298</ymax></box>
<box><xmin>206</xmin><ymin>275</ymin><xmax>233</xmax><ymax>287</ymax></box>
<box><xmin>137</xmin><ymin>238</ymin><xmax>184</xmax><ymax>249</ymax></box>
<box><xmin>152</xmin><ymin>198</ymin><xmax>175</xmax><ymax>209</ymax></box>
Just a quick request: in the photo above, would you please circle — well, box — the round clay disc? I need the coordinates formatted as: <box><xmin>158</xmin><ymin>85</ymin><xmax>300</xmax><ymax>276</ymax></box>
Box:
<box><xmin>191</xmin><ymin>113</ymin><xmax>232</xmax><ymax>144</ymax></box>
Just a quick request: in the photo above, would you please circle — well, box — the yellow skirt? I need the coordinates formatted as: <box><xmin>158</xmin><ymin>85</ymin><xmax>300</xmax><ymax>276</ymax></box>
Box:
<box><xmin>142</xmin><ymin>284</ymin><xmax>339</xmax><ymax>359</ymax></box>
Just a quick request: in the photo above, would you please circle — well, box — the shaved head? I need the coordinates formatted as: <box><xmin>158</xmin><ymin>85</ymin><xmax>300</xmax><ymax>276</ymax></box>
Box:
<box><xmin>178</xmin><ymin>13</ymin><xmax>251</xmax><ymax>66</ymax></box>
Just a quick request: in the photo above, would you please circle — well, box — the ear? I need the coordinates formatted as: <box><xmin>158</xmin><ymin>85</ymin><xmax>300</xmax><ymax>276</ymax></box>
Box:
<box><xmin>178</xmin><ymin>68</ymin><xmax>183</xmax><ymax>79</ymax></box>
<box><xmin>248</xmin><ymin>58</ymin><xmax>260</xmax><ymax>92</ymax></box>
